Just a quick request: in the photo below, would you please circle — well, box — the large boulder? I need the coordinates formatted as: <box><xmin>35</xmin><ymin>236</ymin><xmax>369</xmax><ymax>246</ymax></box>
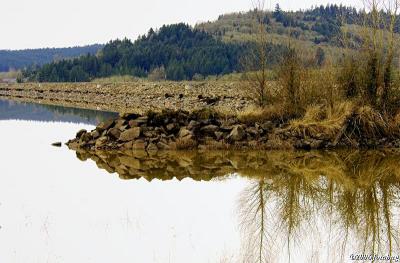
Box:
<box><xmin>81</xmin><ymin>132</ymin><xmax>92</xmax><ymax>143</ymax></box>
<box><xmin>260</xmin><ymin>121</ymin><xmax>274</xmax><ymax>131</ymax></box>
<box><xmin>187</xmin><ymin>120</ymin><xmax>200</xmax><ymax>130</ymax></box>
<box><xmin>143</xmin><ymin>131</ymin><xmax>158</xmax><ymax>138</ymax></box>
<box><xmin>95</xmin><ymin>136</ymin><xmax>108</xmax><ymax>148</ymax></box>
<box><xmin>200</xmin><ymin>125</ymin><xmax>219</xmax><ymax>134</ymax></box>
<box><xmin>76</xmin><ymin>129</ymin><xmax>87</xmax><ymax>139</ymax></box>
<box><xmin>129</xmin><ymin>117</ymin><xmax>148</xmax><ymax>128</ymax></box>
<box><xmin>166</xmin><ymin>123</ymin><xmax>177</xmax><ymax>132</ymax></box>
<box><xmin>246</xmin><ymin>127</ymin><xmax>259</xmax><ymax>137</ymax></box>
<box><xmin>96</xmin><ymin>119</ymin><xmax>114</xmax><ymax>132</ymax></box>
<box><xmin>114</xmin><ymin>119</ymin><xmax>126</xmax><ymax>129</ymax></box>
<box><xmin>119</xmin><ymin>127</ymin><xmax>141</xmax><ymax>142</ymax></box>
<box><xmin>178</xmin><ymin>127</ymin><xmax>192</xmax><ymax>138</ymax></box>
<box><xmin>90</xmin><ymin>130</ymin><xmax>101</xmax><ymax>140</ymax></box>
<box><xmin>108</xmin><ymin>128</ymin><xmax>121</xmax><ymax>140</ymax></box>
<box><xmin>228</xmin><ymin>125</ymin><xmax>245</xmax><ymax>141</ymax></box>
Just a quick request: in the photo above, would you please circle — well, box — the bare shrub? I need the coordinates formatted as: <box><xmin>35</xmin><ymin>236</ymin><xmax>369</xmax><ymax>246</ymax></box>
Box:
<box><xmin>241</xmin><ymin>0</ymin><xmax>270</xmax><ymax>107</ymax></box>
<box><xmin>276</xmin><ymin>48</ymin><xmax>302</xmax><ymax>111</ymax></box>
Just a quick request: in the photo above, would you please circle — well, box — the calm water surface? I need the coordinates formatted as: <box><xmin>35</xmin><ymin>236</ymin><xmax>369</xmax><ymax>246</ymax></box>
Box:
<box><xmin>0</xmin><ymin>99</ymin><xmax>399</xmax><ymax>263</ymax></box>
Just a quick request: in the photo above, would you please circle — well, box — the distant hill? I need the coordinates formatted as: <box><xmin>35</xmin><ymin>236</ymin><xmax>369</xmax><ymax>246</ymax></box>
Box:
<box><xmin>198</xmin><ymin>5</ymin><xmax>356</xmax><ymax>44</ymax></box>
<box><xmin>22</xmin><ymin>4</ymin><xmax>400</xmax><ymax>82</ymax></box>
<box><xmin>24</xmin><ymin>24</ymin><xmax>286</xmax><ymax>82</ymax></box>
<box><xmin>0</xmin><ymin>44</ymin><xmax>104</xmax><ymax>72</ymax></box>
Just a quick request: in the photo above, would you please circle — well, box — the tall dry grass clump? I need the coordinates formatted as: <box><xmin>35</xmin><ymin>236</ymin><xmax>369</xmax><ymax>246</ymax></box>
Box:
<box><xmin>349</xmin><ymin>105</ymin><xmax>393</xmax><ymax>139</ymax></box>
<box><xmin>237</xmin><ymin>0</ymin><xmax>400</xmax><ymax>146</ymax></box>
<box><xmin>287</xmin><ymin>101</ymin><xmax>354</xmax><ymax>140</ymax></box>
<box><xmin>285</xmin><ymin>101</ymin><xmax>399</xmax><ymax>145</ymax></box>
<box><xmin>338</xmin><ymin>0</ymin><xmax>400</xmax><ymax>114</ymax></box>
<box><xmin>238</xmin><ymin>103</ymin><xmax>299</xmax><ymax>124</ymax></box>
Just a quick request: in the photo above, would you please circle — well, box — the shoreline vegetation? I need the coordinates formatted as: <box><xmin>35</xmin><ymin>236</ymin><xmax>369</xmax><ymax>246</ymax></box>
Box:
<box><xmin>66</xmin><ymin>106</ymin><xmax>400</xmax><ymax>151</ymax></box>
<box><xmin>5</xmin><ymin>1</ymin><xmax>400</xmax><ymax>151</ymax></box>
<box><xmin>71</xmin><ymin>148</ymin><xmax>400</xmax><ymax>261</ymax></box>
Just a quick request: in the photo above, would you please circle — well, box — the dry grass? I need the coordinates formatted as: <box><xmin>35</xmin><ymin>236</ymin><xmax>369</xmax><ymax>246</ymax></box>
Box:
<box><xmin>288</xmin><ymin>101</ymin><xmax>354</xmax><ymax>139</ymax></box>
<box><xmin>238</xmin><ymin>104</ymin><xmax>298</xmax><ymax>124</ymax></box>
<box><xmin>350</xmin><ymin>106</ymin><xmax>391</xmax><ymax>139</ymax></box>
<box><xmin>91</xmin><ymin>75</ymin><xmax>141</xmax><ymax>83</ymax></box>
<box><xmin>394</xmin><ymin>112</ymin><xmax>400</xmax><ymax>126</ymax></box>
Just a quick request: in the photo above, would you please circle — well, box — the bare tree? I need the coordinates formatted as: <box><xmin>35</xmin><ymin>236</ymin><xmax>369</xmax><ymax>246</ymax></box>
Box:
<box><xmin>382</xmin><ymin>0</ymin><xmax>399</xmax><ymax>111</ymax></box>
<box><xmin>359</xmin><ymin>0</ymin><xmax>382</xmax><ymax>107</ymax></box>
<box><xmin>360</xmin><ymin>0</ymin><xmax>400</xmax><ymax>110</ymax></box>
<box><xmin>242</xmin><ymin>0</ymin><xmax>270</xmax><ymax>107</ymax></box>
<box><xmin>339</xmin><ymin>0</ymin><xmax>400</xmax><ymax>112</ymax></box>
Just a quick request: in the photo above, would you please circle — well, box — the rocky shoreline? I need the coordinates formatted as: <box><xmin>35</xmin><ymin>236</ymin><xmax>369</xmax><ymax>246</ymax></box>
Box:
<box><xmin>67</xmin><ymin>109</ymin><xmax>275</xmax><ymax>151</ymax></box>
<box><xmin>0</xmin><ymin>81</ymin><xmax>251</xmax><ymax>113</ymax></box>
<box><xmin>66</xmin><ymin>108</ymin><xmax>400</xmax><ymax>152</ymax></box>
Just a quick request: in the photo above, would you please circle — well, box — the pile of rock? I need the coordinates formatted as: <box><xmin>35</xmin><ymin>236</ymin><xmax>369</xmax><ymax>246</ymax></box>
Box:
<box><xmin>67</xmin><ymin>109</ymin><xmax>276</xmax><ymax>151</ymax></box>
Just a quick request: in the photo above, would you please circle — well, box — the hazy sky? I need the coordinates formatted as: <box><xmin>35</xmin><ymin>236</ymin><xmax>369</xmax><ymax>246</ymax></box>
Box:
<box><xmin>2</xmin><ymin>0</ymin><xmax>361</xmax><ymax>50</ymax></box>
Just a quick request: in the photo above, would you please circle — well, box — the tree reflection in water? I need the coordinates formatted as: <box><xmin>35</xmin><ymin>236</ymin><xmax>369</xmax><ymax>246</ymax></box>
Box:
<box><xmin>237</xmin><ymin>151</ymin><xmax>400</xmax><ymax>263</ymax></box>
<box><xmin>71</xmin><ymin>148</ymin><xmax>400</xmax><ymax>263</ymax></box>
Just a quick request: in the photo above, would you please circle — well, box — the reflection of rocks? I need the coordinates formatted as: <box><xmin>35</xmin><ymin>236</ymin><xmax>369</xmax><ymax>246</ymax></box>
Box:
<box><xmin>70</xmin><ymin>148</ymin><xmax>400</xmax><ymax>183</ymax></box>
<box><xmin>74</xmin><ymin>150</ymin><xmax>255</xmax><ymax>181</ymax></box>
<box><xmin>67</xmin><ymin>109</ymin><xmax>278</xmax><ymax>151</ymax></box>
<box><xmin>69</xmin><ymin>146</ymin><xmax>400</xmax><ymax>262</ymax></box>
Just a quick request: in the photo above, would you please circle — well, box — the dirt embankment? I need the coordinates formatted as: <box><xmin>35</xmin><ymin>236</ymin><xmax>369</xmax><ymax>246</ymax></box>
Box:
<box><xmin>0</xmin><ymin>81</ymin><xmax>252</xmax><ymax>113</ymax></box>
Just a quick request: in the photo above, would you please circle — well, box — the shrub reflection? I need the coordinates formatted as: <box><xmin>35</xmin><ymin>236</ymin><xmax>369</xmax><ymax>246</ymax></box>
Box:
<box><xmin>72</xmin><ymin>149</ymin><xmax>400</xmax><ymax>262</ymax></box>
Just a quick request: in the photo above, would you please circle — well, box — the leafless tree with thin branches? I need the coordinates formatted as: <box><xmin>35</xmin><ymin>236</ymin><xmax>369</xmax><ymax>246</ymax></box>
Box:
<box><xmin>242</xmin><ymin>0</ymin><xmax>270</xmax><ymax>107</ymax></box>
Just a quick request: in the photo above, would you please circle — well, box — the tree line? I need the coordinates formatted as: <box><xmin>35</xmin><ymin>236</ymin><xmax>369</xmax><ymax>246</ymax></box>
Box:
<box><xmin>0</xmin><ymin>44</ymin><xmax>103</xmax><ymax>72</ymax></box>
<box><xmin>23</xmin><ymin>24</ymin><xmax>288</xmax><ymax>82</ymax></box>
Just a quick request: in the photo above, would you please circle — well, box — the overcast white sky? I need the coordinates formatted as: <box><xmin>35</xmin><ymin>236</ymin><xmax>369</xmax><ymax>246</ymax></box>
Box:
<box><xmin>1</xmin><ymin>0</ymin><xmax>362</xmax><ymax>50</ymax></box>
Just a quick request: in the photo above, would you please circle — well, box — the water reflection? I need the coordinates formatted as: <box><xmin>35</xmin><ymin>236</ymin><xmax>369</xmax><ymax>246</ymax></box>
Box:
<box><xmin>0</xmin><ymin>98</ymin><xmax>117</xmax><ymax>124</ymax></box>
<box><xmin>71</xmin><ymin>149</ymin><xmax>400</xmax><ymax>262</ymax></box>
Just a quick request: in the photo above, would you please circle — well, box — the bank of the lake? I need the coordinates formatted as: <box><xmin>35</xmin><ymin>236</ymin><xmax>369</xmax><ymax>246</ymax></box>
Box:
<box><xmin>0</xmin><ymin>81</ymin><xmax>251</xmax><ymax>113</ymax></box>
<box><xmin>67</xmin><ymin>107</ymin><xmax>400</xmax><ymax>152</ymax></box>
<box><xmin>3</xmin><ymin>97</ymin><xmax>400</xmax><ymax>262</ymax></box>
<box><xmin>3</xmin><ymin>83</ymin><xmax>400</xmax><ymax>150</ymax></box>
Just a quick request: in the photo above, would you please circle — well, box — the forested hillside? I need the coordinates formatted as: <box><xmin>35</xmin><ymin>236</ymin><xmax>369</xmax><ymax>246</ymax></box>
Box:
<box><xmin>23</xmin><ymin>4</ymin><xmax>400</xmax><ymax>82</ymax></box>
<box><xmin>199</xmin><ymin>5</ymin><xmax>351</xmax><ymax>44</ymax></box>
<box><xmin>0</xmin><ymin>44</ymin><xmax>103</xmax><ymax>72</ymax></box>
<box><xmin>24</xmin><ymin>24</ymin><xmax>287</xmax><ymax>82</ymax></box>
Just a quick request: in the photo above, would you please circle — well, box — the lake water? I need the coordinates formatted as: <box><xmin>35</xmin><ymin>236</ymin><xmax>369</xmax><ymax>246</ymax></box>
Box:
<box><xmin>1</xmin><ymin>99</ymin><xmax>399</xmax><ymax>263</ymax></box>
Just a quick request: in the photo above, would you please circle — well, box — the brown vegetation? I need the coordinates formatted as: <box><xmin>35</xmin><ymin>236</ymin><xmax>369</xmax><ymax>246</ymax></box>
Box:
<box><xmin>239</xmin><ymin>0</ymin><xmax>400</xmax><ymax>149</ymax></box>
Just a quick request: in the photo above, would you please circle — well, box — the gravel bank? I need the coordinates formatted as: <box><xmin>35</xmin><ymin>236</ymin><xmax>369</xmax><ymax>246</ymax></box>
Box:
<box><xmin>0</xmin><ymin>81</ymin><xmax>252</xmax><ymax>113</ymax></box>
